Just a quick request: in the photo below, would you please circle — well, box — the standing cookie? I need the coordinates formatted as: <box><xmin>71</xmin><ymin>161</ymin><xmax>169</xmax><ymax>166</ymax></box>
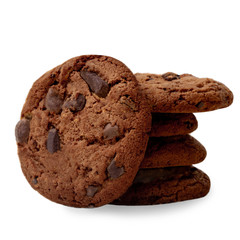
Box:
<box><xmin>15</xmin><ymin>55</ymin><xmax>151</xmax><ymax>208</ymax></box>
<box><xmin>136</xmin><ymin>72</ymin><xmax>233</xmax><ymax>113</ymax></box>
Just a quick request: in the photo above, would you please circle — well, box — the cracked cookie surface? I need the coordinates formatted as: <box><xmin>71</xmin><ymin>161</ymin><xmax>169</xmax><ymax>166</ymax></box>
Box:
<box><xmin>15</xmin><ymin>55</ymin><xmax>151</xmax><ymax>208</ymax></box>
<box><xmin>135</xmin><ymin>72</ymin><xmax>233</xmax><ymax>113</ymax></box>
<box><xmin>112</xmin><ymin>166</ymin><xmax>210</xmax><ymax>205</ymax></box>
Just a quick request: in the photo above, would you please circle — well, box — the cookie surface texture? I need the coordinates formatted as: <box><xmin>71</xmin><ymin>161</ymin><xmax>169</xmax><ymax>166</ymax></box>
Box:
<box><xmin>112</xmin><ymin>166</ymin><xmax>210</xmax><ymax>205</ymax></box>
<box><xmin>15</xmin><ymin>55</ymin><xmax>151</xmax><ymax>208</ymax></box>
<box><xmin>135</xmin><ymin>72</ymin><xmax>233</xmax><ymax>113</ymax></box>
<box><xmin>140</xmin><ymin>135</ymin><xmax>206</xmax><ymax>168</ymax></box>
<box><xmin>150</xmin><ymin>113</ymin><xmax>198</xmax><ymax>137</ymax></box>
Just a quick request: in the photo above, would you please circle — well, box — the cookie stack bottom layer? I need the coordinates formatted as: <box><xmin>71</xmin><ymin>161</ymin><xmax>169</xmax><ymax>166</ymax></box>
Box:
<box><xmin>112</xmin><ymin>166</ymin><xmax>210</xmax><ymax>205</ymax></box>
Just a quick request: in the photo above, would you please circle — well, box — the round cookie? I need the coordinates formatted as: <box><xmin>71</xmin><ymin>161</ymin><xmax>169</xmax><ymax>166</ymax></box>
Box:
<box><xmin>15</xmin><ymin>55</ymin><xmax>151</xmax><ymax>208</ymax></box>
<box><xmin>150</xmin><ymin>113</ymin><xmax>198</xmax><ymax>137</ymax></box>
<box><xmin>135</xmin><ymin>72</ymin><xmax>233</xmax><ymax>113</ymax></box>
<box><xmin>112</xmin><ymin>166</ymin><xmax>210</xmax><ymax>205</ymax></box>
<box><xmin>140</xmin><ymin>135</ymin><xmax>206</xmax><ymax>169</ymax></box>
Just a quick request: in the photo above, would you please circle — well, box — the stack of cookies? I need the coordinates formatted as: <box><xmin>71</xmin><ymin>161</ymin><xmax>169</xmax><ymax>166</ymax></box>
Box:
<box><xmin>15</xmin><ymin>55</ymin><xmax>233</xmax><ymax>208</ymax></box>
<box><xmin>113</xmin><ymin>72</ymin><xmax>233</xmax><ymax>205</ymax></box>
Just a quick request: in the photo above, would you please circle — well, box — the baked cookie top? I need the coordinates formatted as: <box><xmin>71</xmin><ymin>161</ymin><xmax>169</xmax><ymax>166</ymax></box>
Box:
<box><xmin>135</xmin><ymin>72</ymin><xmax>233</xmax><ymax>113</ymax></box>
<box><xmin>15</xmin><ymin>55</ymin><xmax>151</xmax><ymax>208</ymax></box>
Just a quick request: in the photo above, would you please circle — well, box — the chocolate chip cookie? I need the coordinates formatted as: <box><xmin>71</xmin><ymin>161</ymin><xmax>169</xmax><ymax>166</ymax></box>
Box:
<box><xmin>136</xmin><ymin>72</ymin><xmax>233</xmax><ymax>113</ymax></box>
<box><xmin>140</xmin><ymin>135</ymin><xmax>206</xmax><ymax>168</ymax></box>
<box><xmin>112</xmin><ymin>166</ymin><xmax>210</xmax><ymax>205</ymax></box>
<box><xmin>150</xmin><ymin>113</ymin><xmax>198</xmax><ymax>137</ymax></box>
<box><xmin>15</xmin><ymin>55</ymin><xmax>151</xmax><ymax>208</ymax></box>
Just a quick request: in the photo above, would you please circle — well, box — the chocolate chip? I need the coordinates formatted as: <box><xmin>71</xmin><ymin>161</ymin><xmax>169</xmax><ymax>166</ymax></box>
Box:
<box><xmin>45</xmin><ymin>88</ymin><xmax>63</xmax><ymax>113</ymax></box>
<box><xmin>185</xmin><ymin>121</ymin><xmax>193</xmax><ymax>129</ymax></box>
<box><xmin>107</xmin><ymin>159</ymin><xmax>125</xmax><ymax>179</ymax></box>
<box><xmin>47</xmin><ymin>128</ymin><xmax>60</xmax><ymax>154</ymax></box>
<box><xmin>63</xmin><ymin>94</ymin><xmax>86</xmax><ymax>112</ymax></box>
<box><xmin>162</xmin><ymin>72</ymin><xmax>180</xmax><ymax>81</ymax></box>
<box><xmin>196</xmin><ymin>101</ymin><xmax>204</xmax><ymax>109</ymax></box>
<box><xmin>15</xmin><ymin>119</ymin><xmax>30</xmax><ymax>143</ymax></box>
<box><xmin>103</xmin><ymin>123</ymin><xmax>119</xmax><ymax>140</ymax></box>
<box><xmin>33</xmin><ymin>177</ymin><xmax>38</xmax><ymax>185</ymax></box>
<box><xmin>80</xmin><ymin>70</ymin><xmax>109</xmax><ymax>98</ymax></box>
<box><xmin>86</xmin><ymin>186</ymin><xmax>98</xmax><ymax>197</ymax></box>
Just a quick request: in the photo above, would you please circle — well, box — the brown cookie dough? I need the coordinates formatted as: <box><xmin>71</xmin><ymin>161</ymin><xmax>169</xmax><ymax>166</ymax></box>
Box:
<box><xmin>150</xmin><ymin>113</ymin><xmax>198</xmax><ymax>137</ymax></box>
<box><xmin>112</xmin><ymin>166</ymin><xmax>210</xmax><ymax>205</ymax></box>
<box><xmin>140</xmin><ymin>135</ymin><xmax>206</xmax><ymax>168</ymax></box>
<box><xmin>15</xmin><ymin>55</ymin><xmax>151</xmax><ymax>208</ymax></box>
<box><xmin>136</xmin><ymin>72</ymin><xmax>233</xmax><ymax>113</ymax></box>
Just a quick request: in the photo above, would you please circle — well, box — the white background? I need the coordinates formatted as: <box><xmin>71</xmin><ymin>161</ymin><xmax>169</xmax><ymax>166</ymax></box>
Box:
<box><xmin>0</xmin><ymin>0</ymin><xmax>239</xmax><ymax>239</ymax></box>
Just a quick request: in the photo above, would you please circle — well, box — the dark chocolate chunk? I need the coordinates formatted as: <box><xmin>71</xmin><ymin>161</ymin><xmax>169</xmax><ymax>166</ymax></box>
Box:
<box><xmin>162</xmin><ymin>72</ymin><xmax>180</xmax><ymax>81</ymax></box>
<box><xmin>185</xmin><ymin>121</ymin><xmax>193</xmax><ymax>129</ymax></box>
<box><xmin>33</xmin><ymin>177</ymin><xmax>38</xmax><ymax>185</ymax></box>
<box><xmin>45</xmin><ymin>88</ymin><xmax>63</xmax><ymax>113</ymax></box>
<box><xmin>196</xmin><ymin>101</ymin><xmax>204</xmax><ymax>109</ymax></box>
<box><xmin>103</xmin><ymin>123</ymin><xmax>119</xmax><ymax>140</ymax></box>
<box><xmin>63</xmin><ymin>94</ymin><xmax>86</xmax><ymax>112</ymax></box>
<box><xmin>47</xmin><ymin>128</ymin><xmax>60</xmax><ymax>154</ymax></box>
<box><xmin>86</xmin><ymin>186</ymin><xmax>98</xmax><ymax>197</ymax></box>
<box><xmin>80</xmin><ymin>70</ymin><xmax>109</xmax><ymax>98</ymax></box>
<box><xmin>107</xmin><ymin>159</ymin><xmax>124</xmax><ymax>179</ymax></box>
<box><xmin>15</xmin><ymin>119</ymin><xmax>30</xmax><ymax>143</ymax></box>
